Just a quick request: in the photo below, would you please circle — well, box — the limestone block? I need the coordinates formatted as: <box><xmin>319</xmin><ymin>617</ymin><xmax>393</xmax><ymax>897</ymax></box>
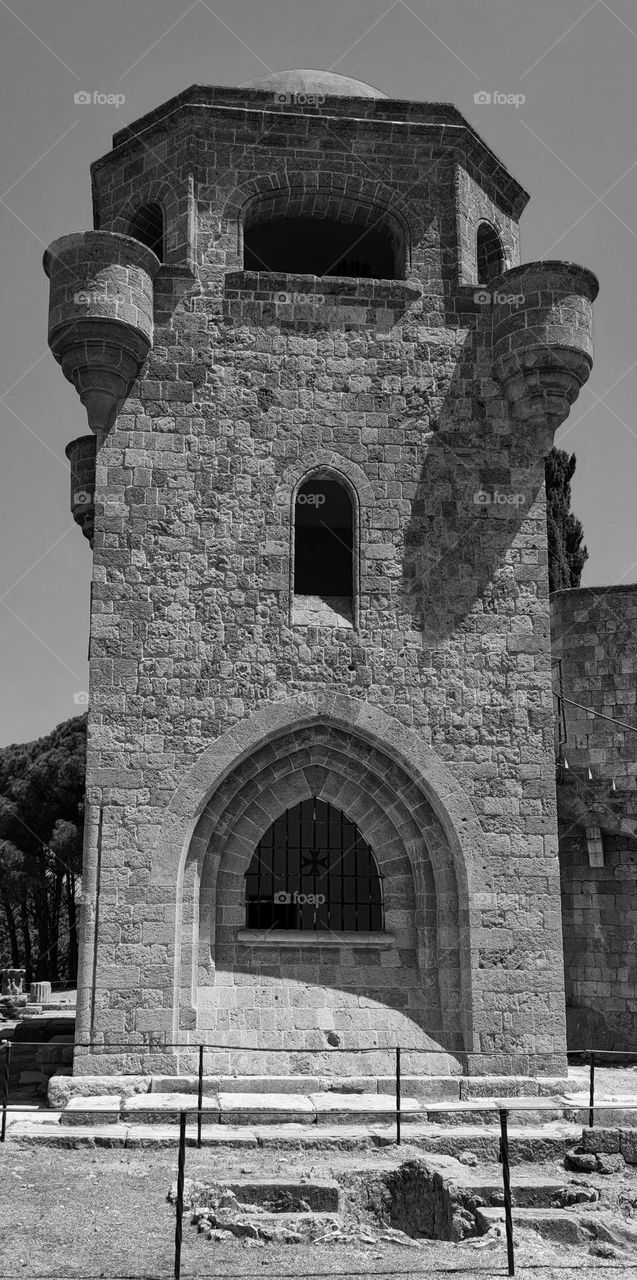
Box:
<box><xmin>123</xmin><ymin>1093</ymin><xmax>220</xmax><ymax>1124</ymax></box>
<box><xmin>218</xmin><ymin>1092</ymin><xmax>316</xmax><ymax>1125</ymax></box>
<box><xmin>61</xmin><ymin>1096</ymin><xmax>122</xmax><ymax>1125</ymax></box>
<box><xmin>48</xmin><ymin>1074</ymin><xmax>151</xmax><ymax>1108</ymax></box>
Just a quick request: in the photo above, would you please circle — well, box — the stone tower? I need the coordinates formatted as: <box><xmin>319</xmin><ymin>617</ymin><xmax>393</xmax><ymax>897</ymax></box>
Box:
<box><xmin>44</xmin><ymin>69</ymin><xmax>598</xmax><ymax>1083</ymax></box>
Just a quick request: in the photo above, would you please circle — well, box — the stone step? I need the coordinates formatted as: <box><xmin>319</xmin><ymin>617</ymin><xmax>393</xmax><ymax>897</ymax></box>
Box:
<box><xmin>57</xmin><ymin>1088</ymin><xmax>591</xmax><ymax>1129</ymax></box>
<box><xmin>49</xmin><ymin>1072</ymin><xmax>571</xmax><ymax>1104</ymax></box>
<box><xmin>7</xmin><ymin>1116</ymin><xmax>584</xmax><ymax>1159</ymax></box>
<box><xmin>194</xmin><ymin>1208</ymin><xmax>342</xmax><ymax>1243</ymax></box>
<box><xmin>476</xmin><ymin>1204</ymin><xmax>592</xmax><ymax>1246</ymax></box>
<box><xmin>124</xmin><ymin>1093</ymin><xmax>220</xmax><ymax>1124</ymax></box>
<box><xmin>468</xmin><ymin>1177</ymin><xmax>597</xmax><ymax>1209</ymax></box>
<box><xmin>213</xmin><ymin>1179</ymin><xmax>341</xmax><ymax>1212</ymax></box>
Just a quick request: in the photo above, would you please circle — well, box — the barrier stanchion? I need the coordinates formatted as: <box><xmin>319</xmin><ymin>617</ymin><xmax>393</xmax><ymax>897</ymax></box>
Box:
<box><xmin>1</xmin><ymin>1041</ymin><xmax>11</xmax><ymax>1143</ymax></box>
<box><xmin>174</xmin><ymin>1111</ymin><xmax>187</xmax><ymax>1280</ymax></box>
<box><xmin>395</xmin><ymin>1045</ymin><xmax>401</xmax><ymax>1146</ymax></box>
<box><xmin>589</xmin><ymin>1050</ymin><xmax>595</xmax><ymax>1129</ymax></box>
<box><xmin>499</xmin><ymin>1108</ymin><xmax>515</xmax><ymax>1277</ymax></box>
<box><xmin>197</xmin><ymin>1044</ymin><xmax>204</xmax><ymax>1150</ymax></box>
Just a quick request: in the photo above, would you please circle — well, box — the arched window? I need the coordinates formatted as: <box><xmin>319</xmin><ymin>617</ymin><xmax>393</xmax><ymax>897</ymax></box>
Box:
<box><xmin>244</xmin><ymin>215</ymin><xmax>397</xmax><ymax>278</ymax></box>
<box><xmin>294</xmin><ymin>475</ymin><xmax>353</xmax><ymax>598</ymax></box>
<box><xmin>476</xmin><ymin>223</ymin><xmax>504</xmax><ymax>284</ymax></box>
<box><xmin>245</xmin><ymin>797</ymin><xmax>384</xmax><ymax>931</ymax></box>
<box><xmin>128</xmin><ymin>203</ymin><xmax>164</xmax><ymax>260</ymax></box>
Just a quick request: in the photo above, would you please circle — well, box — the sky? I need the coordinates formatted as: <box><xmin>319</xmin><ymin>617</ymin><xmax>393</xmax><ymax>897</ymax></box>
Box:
<box><xmin>0</xmin><ymin>0</ymin><xmax>636</xmax><ymax>748</ymax></box>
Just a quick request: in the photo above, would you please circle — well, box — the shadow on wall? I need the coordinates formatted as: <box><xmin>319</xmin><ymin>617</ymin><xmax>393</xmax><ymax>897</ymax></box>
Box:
<box><xmin>400</xmin><ymin>324</ymin><xmax>549</xmax><ymax>645</ymax></box>
<box><xmin>566</xmin><ymin>1003</ymin><xmax>637</xmax><ymax>1055</ymax></box>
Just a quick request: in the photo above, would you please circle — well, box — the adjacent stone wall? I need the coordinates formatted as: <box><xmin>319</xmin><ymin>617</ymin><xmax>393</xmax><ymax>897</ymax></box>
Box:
<box><xmin>552</xmin><ymin>585</ymin><xmax>637</xmax><ymax>1049</ymax></box>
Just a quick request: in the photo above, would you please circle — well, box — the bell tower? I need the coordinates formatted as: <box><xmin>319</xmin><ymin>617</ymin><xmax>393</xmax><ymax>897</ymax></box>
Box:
<box><xmin>44</xmin><ymin>70</ymin><xmax>597</xmax><ymax>1084</ymax></box>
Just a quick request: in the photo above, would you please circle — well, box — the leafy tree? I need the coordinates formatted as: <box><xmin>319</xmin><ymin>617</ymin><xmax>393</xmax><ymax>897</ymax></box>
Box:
<box><xmin>545</xmin><ymin>447</ymin><xmax>588</xmax><ymax>593</ymax></box>
<box><xmin>0</xmin><ymin>714</ymin><xmax>86</xmax><ymax>984</ymax></box>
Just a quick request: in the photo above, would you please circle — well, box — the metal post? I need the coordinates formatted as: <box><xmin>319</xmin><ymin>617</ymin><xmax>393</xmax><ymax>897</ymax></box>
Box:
<box><xmin>174</xmin><ymin>1111</ymin><xmax>186</xmax><ymax>1280</ymax></box>
<box><xmin>589</xmin><ymin>1050</ymin><xmax>595</xmax><ymax>1129</ymax></box>
<box><xmin>395</xmin><ymin>1045</ymin><xmax>401</xmax><ymax>1146</ymax></box>
<box><xmin>499</xmin><ymin>1108</ymin><xmax>515</xmax><ymax>1277</ymax></box>
<box><xmin>1</xmin><ymin>1041</ymin><xmax>12</xmax><ymax>1144</ymax></box>
<box><xmin>197</xmin><ymin>1044</ymin><xmax>204</xmax><ymax>1150</ymax></box>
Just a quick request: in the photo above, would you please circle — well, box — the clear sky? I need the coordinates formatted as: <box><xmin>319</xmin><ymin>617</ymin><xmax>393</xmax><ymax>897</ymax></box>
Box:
<box><xmin>1</xmin><ymin>0</ymin><xmax>635</xmax><ymax>747</ymax></box>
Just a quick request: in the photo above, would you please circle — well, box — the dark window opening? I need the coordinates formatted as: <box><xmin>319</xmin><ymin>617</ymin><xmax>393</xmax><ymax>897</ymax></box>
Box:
<box><xmin>128</xmin><ymin>203</ymin><xmax>164</xmax><ymax>260</ymax></box>
<box><xmin>294</xmin><ymin>476</ymin><xmax>353</xmax><ymax>597</ymax></box>
<box><xmin>477</xmin><ymin>223</ymin><xmax>504</xmax><ymax>284</ymax></box>
<box><xmin>244</xmin><ymin>215</ymin><xmax>396</xmax><ymax>278</ymax></box>
<box><xmin>245</xmin><ymin>797</ymin><xmax>384</xmax><ymax>931</ymax></box>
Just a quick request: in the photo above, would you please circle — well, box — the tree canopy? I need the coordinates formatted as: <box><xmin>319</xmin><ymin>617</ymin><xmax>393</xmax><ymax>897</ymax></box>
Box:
<box><xmin>545</xmin><ymin>447</ymin><xmax>588</xmax><ymax>593</ymax></box>
<box><xmin>0</xmin><ymin>713</ymin><xmax>86</xmax><ymax>984</ymax></box>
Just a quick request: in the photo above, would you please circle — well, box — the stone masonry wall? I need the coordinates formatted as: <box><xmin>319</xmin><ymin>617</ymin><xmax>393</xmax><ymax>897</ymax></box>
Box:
<box><xmin>552</xmin><ymin>586</ymin><xmax>637</xmax><ymax>1050</ymax></box>
<box><xmin>69</xmin><ymin>88</ymin><xmax>568</xmax><ymax>1076</ymax></box>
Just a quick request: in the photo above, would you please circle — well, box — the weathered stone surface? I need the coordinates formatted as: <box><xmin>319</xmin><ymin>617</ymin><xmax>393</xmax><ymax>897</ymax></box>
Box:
<box><xmin>564</xmin><ymin>1149</ymin><xmax>598</xmax><ymax>1172</ymax></box>
<box><xmin>218</xmin><ymin>1093</ymin><xmax>315</xmax><ymax>1126</ymax></box>
<box><xmin>48</xmin><ymin>1074</ymin><xmax>150</xmax><ymax>1108</ymax></box>
<box><xmin>123</xmin><ymin>1093</ymin><xmax>219</xmax><ymax>1124</ymax></box>
<box><xmin>310</xmin><ymin>1092</ymin><xmax>420</xmax><ymax>1125</ymax></box>
<box><xmin>60</xmin><ymin>1096</ymin><xmax>121</xmax><ymax>1126</ymax></box>
<box><xmin>596</xmin><ymin>1152</ymin><xmax>625</xmax><ymax>1174</ymax></box>
<box><xmin>580</xmin><ymin>1127</ymin><xmax>621</xmax><ymax>1154</ymax></box>
<box><xmin>477</xmin><ymin>1205</ymin><xmax>590</xmax><ymax>1245</ymax></box>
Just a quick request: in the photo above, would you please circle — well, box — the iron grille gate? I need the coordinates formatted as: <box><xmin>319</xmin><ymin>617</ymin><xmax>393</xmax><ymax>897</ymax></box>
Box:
<box><xmin>245</xmin><ymin>797</ymin><xmax>384</xmax><ymax>931</ymax></box>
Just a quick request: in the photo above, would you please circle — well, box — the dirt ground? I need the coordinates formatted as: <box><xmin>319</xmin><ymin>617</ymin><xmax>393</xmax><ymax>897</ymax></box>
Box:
<box><xmin>1</xmin><ymin>1141</ymin><xmax>637</xmax><ymax>1280</ymax></box>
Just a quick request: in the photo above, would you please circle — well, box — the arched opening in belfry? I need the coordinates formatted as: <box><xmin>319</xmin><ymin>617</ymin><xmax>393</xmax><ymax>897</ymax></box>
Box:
<box><xmin>244</xmin><ymin>215</ymin><xmax>397</xmax><ymax>278</ymax></box>
<box><xmin>245</xmin><ymin>797</ymin><xmax>384</xmax><ymax>931</ymax></box>
<box><xmin>476</xmin><ymin>222</ymin><xmax>504</xmax><ymax>284</ymax></box>
<box><xmin>294</xmin><ymin>475</ymin><xmax>353</xmax><ymax>599</ymax></box>
<box><xmin>128</xmin><ymin>203</ymin><xmax>165</xmax><ymax>260</ymax></box>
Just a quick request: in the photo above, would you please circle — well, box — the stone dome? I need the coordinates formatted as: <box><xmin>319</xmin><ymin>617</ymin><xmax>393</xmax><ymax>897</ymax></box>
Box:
<box><xmin>245</xmin><ymin>69</ymin><xmax>387</xmax><ymax>99</ymax></box>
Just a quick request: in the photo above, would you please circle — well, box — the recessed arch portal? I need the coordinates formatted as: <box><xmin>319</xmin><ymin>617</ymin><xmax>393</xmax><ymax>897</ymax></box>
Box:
<box><xmin>173</xmin><ymin>707</ymin><xmax>479</xmax><ymax>1071</ymax></box>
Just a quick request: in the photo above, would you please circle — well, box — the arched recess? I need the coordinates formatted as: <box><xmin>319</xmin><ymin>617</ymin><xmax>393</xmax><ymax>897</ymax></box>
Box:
<box><xmin>110</xmin><ymin>177</ymin><xmax>195</xmax><ymax>270</ymax></box>
<box><xmin>477</xmin><ymin>221</ymin><xmax>504</xmax><ymax>284</ymax></box>
<box><xmin>219</xmin><ymin>173</ymin><xmax>418</xmax><ymax>276</ymax></box>
<box><xmin>291</xmin><ymin>465</ymin><xmax>359</xmax><ymax>627</ymax></box>
<box><xmin>157</xmin><ymin>694</ymin><xmax>489</xmax><ymax>1061</ymax></box>
<box><xmin>275</xmin><ymin>452</ymin><xmax>374</xmax><ymax>628</ymax></box>
<box><xmin>128</xmin><ymin>202</ymin><xmax>165</xmax><ymax>259</ymax></box>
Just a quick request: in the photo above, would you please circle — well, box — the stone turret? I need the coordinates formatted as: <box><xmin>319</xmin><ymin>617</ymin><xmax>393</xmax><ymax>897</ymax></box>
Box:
<box><xmin>492</xmin><ymin>261</ymin><xmax>598</xmax><ymax>451</ymax></box>
<box><xmin>43</xmin><ymin>231</ymin><xmax>159</xmax><ymax>439</ymax></box>
<box><xmin>64</xmin><ymin>435</ymin><xmax>97</xmax><ymax>547</ymax></box>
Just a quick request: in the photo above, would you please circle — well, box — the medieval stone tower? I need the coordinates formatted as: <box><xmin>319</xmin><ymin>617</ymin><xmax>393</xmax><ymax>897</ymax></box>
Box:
<box><xmin>44</xmin><ymin>69</ymin><xmax>598</xmax><ymax>1083</ymax></box>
